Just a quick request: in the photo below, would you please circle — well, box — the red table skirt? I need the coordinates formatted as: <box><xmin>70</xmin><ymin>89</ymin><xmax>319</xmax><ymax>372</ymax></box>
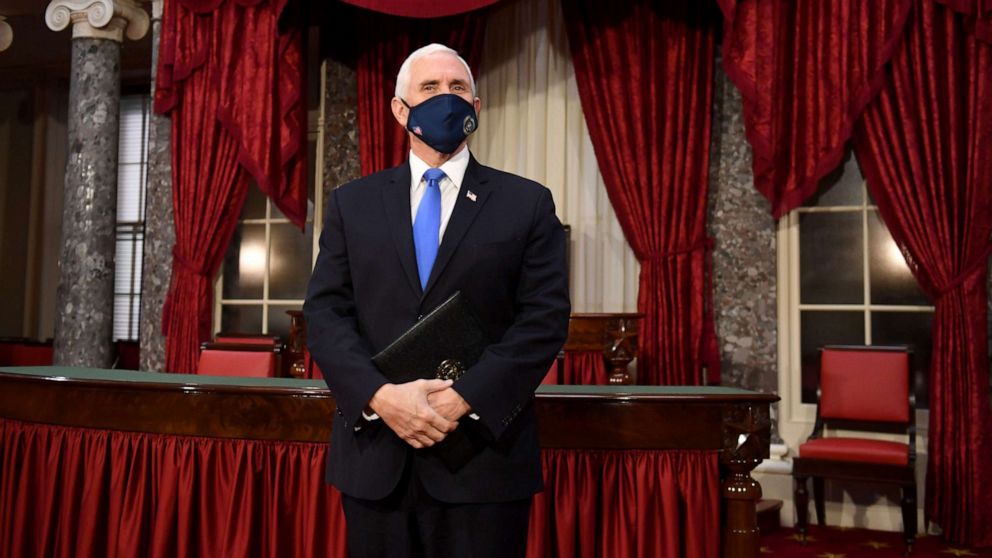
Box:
<box><xmin>0</xmin><ymin>418</ymin><xmax>719</xmax><ymax>558</ymax></box>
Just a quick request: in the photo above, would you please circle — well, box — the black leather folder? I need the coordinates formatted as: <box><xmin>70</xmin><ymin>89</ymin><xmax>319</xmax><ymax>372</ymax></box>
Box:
<box><xmin>371</xmin><ymin>291</ymin><xmax>489</xmax><ymax>471</ymax></box>
<box><xmin>372</xmin><ymin>291</ymin><xmax>488</xmax><ymax>384</ymax></box>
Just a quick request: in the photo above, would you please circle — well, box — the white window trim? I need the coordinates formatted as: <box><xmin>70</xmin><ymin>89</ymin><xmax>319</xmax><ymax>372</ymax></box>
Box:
<box><xmin>776</xmin><ymin>187</ymin><xmax>934</xmax><ymax>446</ymax></box>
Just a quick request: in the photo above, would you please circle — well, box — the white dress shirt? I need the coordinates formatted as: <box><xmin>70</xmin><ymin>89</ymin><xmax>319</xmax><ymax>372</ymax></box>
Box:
<box><xmin>408</xmin><ymin>146</ymin><xmax>469</xmax><ymax>240</ymax></box>
<box><xmin>361</xmin><ymin>147</ymin><xmax>478</xmax><ymax>428</ymax></box>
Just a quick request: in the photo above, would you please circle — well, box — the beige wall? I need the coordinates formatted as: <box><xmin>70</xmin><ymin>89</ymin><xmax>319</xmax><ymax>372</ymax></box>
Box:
<box><xmin>0</xmin><ymin>83</ymin><xmax>66</xmax><ymax>340</ymax></box>
<box><xmin>0</xmin><ymin>88</ymin><xmax>33</xmax><ymax>337</ymax></box>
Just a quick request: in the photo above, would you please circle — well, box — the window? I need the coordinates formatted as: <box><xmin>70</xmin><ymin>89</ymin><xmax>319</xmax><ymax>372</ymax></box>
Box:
<box><xmin>113</xmin><ymin>95</ymin><xmax>149</xmax><ymax>341</ymax></box>
<box><xmin>786</xmin><ymin>151</ymin><xmax>934</xmax><ymax>410</ymax></box>
<box><xmin>215</xmin><ymin>180</ymin><xmax>316</xmax><ymax>339</ymax></box>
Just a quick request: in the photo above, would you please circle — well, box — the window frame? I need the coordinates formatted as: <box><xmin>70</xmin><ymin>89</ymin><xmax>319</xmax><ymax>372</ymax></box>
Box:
<box><xmin>776</xmin><ymin>178</ymin><xmax>934</xmax><ymax>446</ymax></box>
<box><xmin>113</xmin><ymin>94</ymin><xmax>150</xmax><ymax>342</ymax></box>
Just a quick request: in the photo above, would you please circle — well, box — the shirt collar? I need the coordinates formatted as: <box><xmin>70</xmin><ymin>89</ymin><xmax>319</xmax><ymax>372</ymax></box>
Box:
<box><xmin>409</xmin><ymin>147</ymin><xmax>470</xmax><ymax>190</ymax></box>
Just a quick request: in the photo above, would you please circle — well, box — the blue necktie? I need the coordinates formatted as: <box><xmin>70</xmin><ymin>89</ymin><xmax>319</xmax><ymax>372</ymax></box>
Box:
<box><xmin>413</xmin><ymin>168</ymin><xmax>445</xmax><ymax>290</ymax></box>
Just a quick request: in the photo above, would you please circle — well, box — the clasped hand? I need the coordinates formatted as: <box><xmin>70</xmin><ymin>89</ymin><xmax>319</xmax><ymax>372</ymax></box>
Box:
<box><xmin>369</xmin><ymin>379</ymin><xmax>471</xmax><ymax>449</ymax></box>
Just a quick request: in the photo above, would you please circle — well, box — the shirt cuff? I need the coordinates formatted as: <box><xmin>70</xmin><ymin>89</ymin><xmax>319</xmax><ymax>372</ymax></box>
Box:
<box><xmin>362</xmin><ymin>411</ymin><xmax>380</xmax><ymax>421</ymax></box>
<box><xmin>469</xmin><ymin>413</ymin><xmax>480</xmax><ymax>420</ymax></box>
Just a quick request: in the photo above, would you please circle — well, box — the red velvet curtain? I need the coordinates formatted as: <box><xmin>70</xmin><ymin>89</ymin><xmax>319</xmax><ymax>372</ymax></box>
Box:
<box><xmin>155</xmin><ymin>0</ymin><xmax>307</xmax><ymax>373</ymax></box>
<box><xmin>527</xmin><ymin>449</ymin><xmax>720</xmax><ymax>558</ymax></box>
<box><xmin>934</xmin><ymin>0</ymin><xmax>992</xmax><ymax>42</ymax></box>
<box><xmin>852</xmin><ymin>0</ymin><xmax>992</xmax><ymax>545</ymax></box>
<box><xmin>719</xmin><ymin>0</ymin><xmax>912</xmax><ymax>218</ymax></box>
<box><xmin>562</xmin><ymin>1</ymin><xmax>719</xmax><ymax>385</ymax></box>
<box><xmin>351</xmin><ymin>10</ymin><xmax>487</xmax><ymax>175</ymax></box>
<box><xmin>341</xmin><ymin>0</ymin><xmax>499</xmax><ymax>18</ymax></box>
<box><xmin>0</xmin><ymin>419</ymin><xmax>347</xmax><ymax>557</ymax></box>
<box><xmin>1</xmin><ymin>419</ymin><xmax>719</xmax><ymax>558</ymax></box>
<box><xmin>560</xmin><ymin>351</ymin><xmax>609</xmax><ymax>385</ymax></box>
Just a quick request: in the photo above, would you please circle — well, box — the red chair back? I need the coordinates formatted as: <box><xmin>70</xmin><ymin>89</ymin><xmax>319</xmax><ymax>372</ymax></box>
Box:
<box><xmin>8</xmin><ymin>344</ymin><xmax>54</xmax><ymax>366</ymax></box>
<box><xmin>197</xmin><ymin>349</ymin><xmax>276</xmax><ymax>377</ymax></box>
<box><xmin>819</xmin><ymin>346</ymin><xmax>910</xmax><ymax>423</ymax></box>
<box><xmin>215</xmin><ymin>336</ymin><xmax>280</xmax><ymax>346</ymax></box>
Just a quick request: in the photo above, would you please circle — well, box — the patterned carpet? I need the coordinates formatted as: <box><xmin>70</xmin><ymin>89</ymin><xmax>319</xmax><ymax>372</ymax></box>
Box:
<box><xmin>760</xmin><ymin>526</ymin><xmax>992</xmax><ymax>557</ymax></box>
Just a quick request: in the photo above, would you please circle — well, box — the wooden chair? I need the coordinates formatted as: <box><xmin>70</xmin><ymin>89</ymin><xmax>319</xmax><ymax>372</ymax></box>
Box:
<box><xmin>196</xmin><ymin>342</ymin><xmax>281</xmax><ymax>377</ymax></box>
<box><xmin>793</xmin><ymin>345</ymin><xmax>917</xmax><ymax>553</ymax></box>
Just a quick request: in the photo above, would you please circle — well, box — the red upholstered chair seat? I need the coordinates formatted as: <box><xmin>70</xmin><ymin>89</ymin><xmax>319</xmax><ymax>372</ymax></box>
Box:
<box><xmin>799</xmin><ymin>437</ymin><xmax>909</xmax><ymax>466</ymax></box>
<box><xmin>197</xmin><ymin>350</ymin><xmax>275</xmax><ymax>377</ymax></box>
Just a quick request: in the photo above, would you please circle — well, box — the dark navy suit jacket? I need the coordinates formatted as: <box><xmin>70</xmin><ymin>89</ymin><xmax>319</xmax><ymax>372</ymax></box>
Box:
<box><xmin>303</xmin><ymin>155</ymin><xmax>570</xmax><ymax>504</ymax></box>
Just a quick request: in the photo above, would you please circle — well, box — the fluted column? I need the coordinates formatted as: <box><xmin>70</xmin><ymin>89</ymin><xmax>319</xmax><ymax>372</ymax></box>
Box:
<box><xmin>0</xmin><ymin>16</ymin><xmax>12</xmax><ymax>52</ymax></box>
<box><xmin>139</xmin><ymin>0</ymin><xmax>173</xmax><ymax>371</ymax></box>
<box><xmin>47</xmin><ymin>0</ymin><xmax>149</xmax><ymax>367</ymax></box>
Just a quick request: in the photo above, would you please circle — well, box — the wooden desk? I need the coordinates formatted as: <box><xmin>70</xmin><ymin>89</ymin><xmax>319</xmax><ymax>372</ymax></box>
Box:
<box><xmin>0</xmin><ymin>367</ymin><xmax>776</xmax><ymax>558</ymax></box>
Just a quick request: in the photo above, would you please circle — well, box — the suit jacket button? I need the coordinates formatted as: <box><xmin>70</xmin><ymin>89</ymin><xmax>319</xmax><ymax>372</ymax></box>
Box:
<box><xmin>416</xmin><ymin>314</ymin><xmax>424</xmax><ymax>321</ymax></box>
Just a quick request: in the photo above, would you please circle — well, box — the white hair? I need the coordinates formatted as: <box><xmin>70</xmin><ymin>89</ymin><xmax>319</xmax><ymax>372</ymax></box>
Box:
<box><xmin>394</xmin><ymin>43</ymin><xmax>476</xmax><ymax>99</ymax></box>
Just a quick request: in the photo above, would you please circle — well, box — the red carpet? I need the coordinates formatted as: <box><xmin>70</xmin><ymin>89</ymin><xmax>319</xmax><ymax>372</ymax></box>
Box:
<box><xmin>761</xmin><ymin>526</ymin><xmax>992</xmax><ymax>557</ymax></box>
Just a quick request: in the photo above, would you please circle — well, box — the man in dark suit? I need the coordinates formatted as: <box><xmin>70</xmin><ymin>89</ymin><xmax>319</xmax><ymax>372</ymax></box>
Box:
<box><xmin>303</xmin><ymin>43</ymin><xmax>570</xmax><ymax>557</ymax></box>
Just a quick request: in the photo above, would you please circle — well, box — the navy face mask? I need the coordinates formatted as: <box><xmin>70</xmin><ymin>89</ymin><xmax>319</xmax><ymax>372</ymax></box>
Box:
<box><xmin>402</xmin><ymin>94</ymin><xmax>478</xmax><ymax>155</ymax></box>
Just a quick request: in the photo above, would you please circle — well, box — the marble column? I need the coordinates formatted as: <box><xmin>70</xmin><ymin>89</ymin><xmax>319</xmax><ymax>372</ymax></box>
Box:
<box><xmin>707</xmin><ymin>49</ymin><xmax>778</xmax><ymax>395</ymax></box>
<box><xmin>0</xmin><ymin>16</ymin><xmax>12</xmax><ymax>52</ymax></box>
<box><xmin>139</xmin><ymin>0</ymin><xmax>173</xmax><ymax>371</ymax></box>
<box><xmin>46</xmin><ymin>0</ymin><xmax>149</xmax><ymax>368</ymax></box>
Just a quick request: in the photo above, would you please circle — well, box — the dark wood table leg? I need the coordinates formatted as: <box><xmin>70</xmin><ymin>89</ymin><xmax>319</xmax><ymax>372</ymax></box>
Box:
<box><xmin>721</xmin><ymin>402</ymin><xmax>771</xmax><ymax>558</ymax></box>
<box><xmin>722</xmin><ymin>466</ymin><xmax>762</xmax><ymax>558</ymax></box>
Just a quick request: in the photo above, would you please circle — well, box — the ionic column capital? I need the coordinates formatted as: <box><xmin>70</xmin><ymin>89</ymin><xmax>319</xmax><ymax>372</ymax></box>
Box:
<box><xmin>0</xmin><ymin>16</ymin><xmax>12</xmax><ymax>52</ymax></box>
<box><xmin>45</xmin><ymin>0</ymin><xmax>149</xmax><ymax>43</ymax></box>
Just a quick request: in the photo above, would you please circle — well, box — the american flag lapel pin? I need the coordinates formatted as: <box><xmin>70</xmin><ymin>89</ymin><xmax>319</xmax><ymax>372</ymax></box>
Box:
<box><xmin>466</xmin><ymin>190</ymin><xmax>477</xmax><ymax>202</ymax></box>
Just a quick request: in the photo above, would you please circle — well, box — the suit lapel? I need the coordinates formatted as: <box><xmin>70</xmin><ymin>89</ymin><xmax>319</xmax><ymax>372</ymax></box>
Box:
<box><xmin>381</xmin><ymin>164</ymin><xmax>422</xmax><ymax>298</ymax></box>
<box><xmin>423</xmin><ymin>157</ymin><xmax>492</xmax><ymax>298</ymax></box>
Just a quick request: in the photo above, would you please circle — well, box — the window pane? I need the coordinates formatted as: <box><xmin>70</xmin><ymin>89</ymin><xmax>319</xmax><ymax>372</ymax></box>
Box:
<box><xmin>803</xmin><ymin>150</ymin><xmax>863</xmax><ymax>207</ymax></box>
<box><xmin>267</xmin><ymin>305</ymin><xmax>298</xmax><ymax>340</ymax></box>
<box><xmin>118</xmin><ymin>96</ymin><xmax>146</xmax><ymax>164</ymax></box>
<box><xmin>130</xmin><ymin>297</ymin><xmax>141</xmax><ymax>341</ymax></box>
<box><xmin>117</xmin><ymin>163</ymin><xmax>144</xmax><ymax>222</ymax></box>
<box><xmin>132</xmin><ymin>235</ymin><xmax>144</xmax><ymax>289</ymax></box>
<box><xmin>221</xmin><ymin>305</ymin><xmax>263</xmax><ymax>334</ymax></box>
<box><xmin>113</xmin><ymin>294</ymin><xmax>133</xmax><ymax>340</ymax></box>
<box><xmin>872</xmin><ymin>311</ymin><xmax>932</xmax><ymax>409</ymax></box>
<box><xmin>269</xmin><ymin>222</ymin><xmax>313</xmax><ymax>300</ymax></box>
<box><xmin>800</xmin><ymin>311</ymin><xmax>865</xmax><ymax>403</ymax></box>
<box><xmin>799</xmin><ymin>212</ymin><xmax>864</xmax><ymax>304</ymax></box>
<box><xmin>222</xmin><ymin>225</ymin><xmax>265</xmax><ymax>299</ymax></box>
<box><xmin>114</xmin><ymin>238</ymin><xmax>136</xmax><ymax>294</ymax></box>
<box><xmin>241</xmin><ymin>184</ymin><xmax>267</xmax><ymax>220</ymax></box>
<box><xmin>868</xmin><ymin>211</ymin><xmax>929</xmax><ymax>306</ymax></box>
